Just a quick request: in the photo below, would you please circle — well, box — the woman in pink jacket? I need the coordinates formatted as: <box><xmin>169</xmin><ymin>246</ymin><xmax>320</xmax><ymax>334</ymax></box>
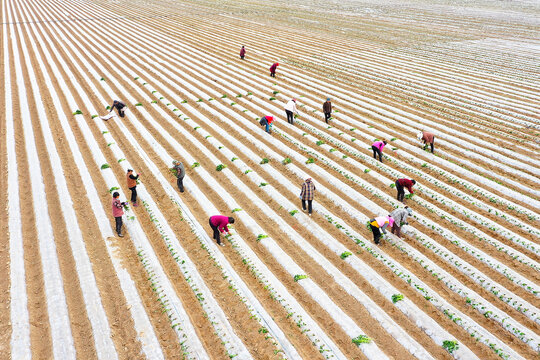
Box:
<box><xmin>112</xmin><ymin>192</ymin><xmax>128</xmax><ymax>237</ymax></box>
<box><xmin>209</xmin><ymin>215</ymin><xmax>235</xmax><ymax>246</ymax></box>
<box><xmin>371</xmin><ymin>140</ymin><xmax>387</xmax><ymax>163</ymax></box>
<box><xmin>368</xmin><ymin>215</ymin><xmax>394</xmax><ymax>245</ymax></box>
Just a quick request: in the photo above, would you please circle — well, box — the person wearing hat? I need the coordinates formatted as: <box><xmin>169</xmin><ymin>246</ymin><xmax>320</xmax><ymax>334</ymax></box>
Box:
<box><xmin>240</xmin><ymin>45</ymin><xmax>246</xmax><ymax>60</ymax></box>
<box><xmin>126</xmin><ymin>169</ymin><xmax>140</xmax><ymax>206</ymax></box>
<box><xmin>209</xmin><ymin>215</ymin><xmax>235</xmax><ymax>246</ymax></box>
<box><xmin>371</xmin><ymin>140</ymin><xmax>387</xmax><ymax>162</ymax></box>
<box><xmin>284</xmin><ymin>98</ymin><xmax>299</xmax><ymax>125</ymax></box>
<box><xmin>259</xmin><ymin>115</ymin><xmax>274</xmax><ymax>133</ymax></box>
<box><xmin>171</xmin><ymin>160</ymin><xmax>185</xmax><ymax>193</ymax></box>
<box><xmin>270</xmin><ymin>62</ymin><xmax>279</xmax><ymax>77</ymax></box>
<box><xmin>389</xmin><ymin>206</ymin><xmax>412</xmax><ymax>238</ymax></box>
<box><xmin>417</xmin><ymin>130</ymin><xmax>435</xmax><ymax>153</ymax></box>
<box><xmin>395</xmin><ymin>178</ymin><xmax>416</xmax><ymax>202</ymax></box>
<box><xmin>369</xmin><ymin>215</ymin><xmax>394</xmax><ymax>245</ymax></box>
<box><xmin>300</xmin><ymin>178</ymin><xmax>316</xmax><ymax>216</ymax></box>
<box><xmin>323</xmin><ymin>98</ymin><xmax>332</xmax><ymax>123</ymax></box>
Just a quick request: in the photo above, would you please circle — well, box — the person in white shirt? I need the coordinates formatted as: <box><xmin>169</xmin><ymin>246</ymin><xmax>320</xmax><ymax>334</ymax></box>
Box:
<box><xmin>284</xmin><ymin>98</ymin><xmax>299</xmax><ymax>125</ymax></box>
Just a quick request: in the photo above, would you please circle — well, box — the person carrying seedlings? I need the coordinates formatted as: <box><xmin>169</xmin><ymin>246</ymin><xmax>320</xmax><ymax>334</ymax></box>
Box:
<box><xmin>240</xmin><ymin>46</ymin><xmax>246</xmax><ymax>60</ymax></box>
<box><xmin>417</xmin><ymin>130</ymin><xmax>435</xmax><ymax>153</ymax></box>
<box><xmin>368</xmin><ymin>215</ymin><xmax>394</xmax><ymax>245</ymax></box>
<box><xmin>284</xmin><ymin>98</ymin><xmax>299</xmax><ymax>125</ymax></box>
<box><xmin>389</xmin><ymin>206</ymin><xmax>412</xmax><ymax>238</ymax></box>
<box><xmin>371</xmin><ymin>140</ymin><xmax>387</xmax><ymax>162</ymax></box>
<box><xmin>259</xmin><ymin>115</ymin><xmax>274</xmax><ymax>134</ymax></box>
<box><xmin>209</xmin><ymin>215</ymin><xmax>235</xmax><ymax>246</ymax></box>
<box><xmin>300</xmin><ymin>178</ymin><xmax>316</xmax><ymax>216</ymax></box>
<box><xmin>270</xmin><ymin>62</ymin><xmax>279</xmax><ymax>77</ymax></box>
<box><xmin>171</xmin><ymin>160</ymin><xmax>185</xmax><ymax>193</ymax></box>
<box><xmin>323</xmin><ymin>98</ymin><xmax>332</xmax><ymax>123</ymax></box>
<box><xmin>112</xmin><ymin>191</ymin><xmax>128</xmax><ymax>237</ymax></box>
<box><xmin>109</xmin><ymin>99</ymin><xmax>126</xmax><ymax>118</ymax></box>
<box><xmin>126</xmin><ymin>169</ymin><xmax>140</xmax><ymax>207</ymax></box>
<box><xmin>395</xmin><ymin>178</ymin><xmax>416</xmax><ymax>202</ymax></box>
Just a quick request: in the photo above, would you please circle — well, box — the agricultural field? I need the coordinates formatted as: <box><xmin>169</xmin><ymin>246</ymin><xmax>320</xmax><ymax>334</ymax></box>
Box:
<box><xmin>1</xmin><ymin>0</ymin><xmax>539</xmax><ymax>359</ymax></box>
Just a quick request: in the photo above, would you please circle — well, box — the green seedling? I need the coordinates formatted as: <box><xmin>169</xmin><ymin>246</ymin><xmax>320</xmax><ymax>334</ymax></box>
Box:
<box><xmin>100</xmin><ymin>163</ymin><xmax>110</xmax><ymax>170</ymax></box>
<box><xmin>293</xmin><ymin>275</ymin><xmax>308</xmax><ymax>282</ymax></box>
<box><xmin>392</xmin><ymin>294</ymin><xmax>404</xmax><ymax>303</ymax></box>
<box><xmin>216</xmin><ymin>164</ymin><xmax>227</xmax><ymax>171</ymax></box>
<box><xmin>73</xmin><ymin>109</ymin><xmax>83</xmax><ymax>115</ymax></box>
<box><xmin>352</xmin><ymin>335</ymin><xmax>371</xmax><ymax>345</ymax></box>
<box><xmin>340</xmin><ymin>251</ymin><xmax>352</xmax><ymax>259</ymax></box>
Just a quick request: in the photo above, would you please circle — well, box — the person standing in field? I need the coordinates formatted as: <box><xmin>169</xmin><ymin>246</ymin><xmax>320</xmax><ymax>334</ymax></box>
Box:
<box><xmin>323</xmin><ymin>98</ymin><xmax>332</xmax><ymax>123</ymax></box>
<box><xmin>270</xmin><ymin>62</ymin><xmax>279</xmax><ymax>77</ymax></box>
<box><xmin>259</xmin><ymin>115</ymin><xmax>274</xmax><ymax>133</ymax></box>
<box><xmin>389</xmin><ymin>206</ymin><xmax>412</xmax><ymax>238</ymax></box>
<box><xmin>171</xmin><ymin>160</ymin><xmax>185</xmax><ymax>193</ymax></box>
<box><xmin>284</xmin><ymin>98</ymin><xmax>299</xmax><ymax>125</ymax></box>
<box><xmin>300</xmin><ymin>178</ymin><xmax>316</xmax><ymax>216</ymax></box>
<box><xmin>371</xmin><ymin>140</ymin><xmax>387</xmax><ymax>162</ymax></box>
<box><xmin>418</xmin><ymin>130</ymin><xmax>435</xmax><ymax>153</ymax></box>
<box><xmin>369</xmin><ymin>215</ymin><xmax>393</xmax><ymax>245</ymax></box>
<box><xmin>109</xmin><ymin>99</ymin><xmax>126</xmax><ymax>118</ymax></box>
<box><xmin>395</xmin><ymin>178</ymin><xmax>416</xmax><ymax>202</ymax></box>
<box><xmin>112</xmin><ymin>192</ymin><xmax>127</xmax><ymax>237</ymax></box>
<box><xmin>240</xmin><ymin>46</ymin><xmax>246</xmax><ymax>60</ymax></box>
<box><xmin>209</xmin><ymin>215</ymin><xmax>235</xmax><ymax>246</ymax></box>
<box><xmin>127</xmin><ymin>169</ymin><xmax>140</xmax><ymax>207</ymax></box>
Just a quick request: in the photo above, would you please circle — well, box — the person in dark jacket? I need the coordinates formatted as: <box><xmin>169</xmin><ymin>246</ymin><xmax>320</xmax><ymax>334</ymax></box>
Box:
<box><xmin>390</xmin><ymin>206</ymin><xmax>412</xmax><ymax>238</ymax></box>
<box><xmin>395</xmin><ymin>178</ymin><xmax>416</xmax><ymax>202</ymax></box>
<box><xmin>259</xmin><ymin>115</ymin><xmax>274</xmax><ymax>133</ymax></box>
<box><xmin>112</xmin><ymin>192</ymin><xmax>127</xmax><ymax>237</ymax></box>
<box><xmin>323</xmin><ymin>98</ymin><xmax>332</xmax><ymax>123</ymax></box>
<box><xmin>418</xmin><ymin>131</ymin><xmax>435</xmax><ymax>153</ymax></box>
<box><xmin>109</xmin><ymin>99</ymin><xmax>126</xmax><ymax>117</ymax></box>
<box><xmin>171</xmin><ymin>160</ymin><xmax>185</xmax><ymax>193</ymax></box>
<box><xmin>369</xmin><ymin>216</ymin><xmax>393</xmax><ymax>245</ymax></box>
<box><xmin>270</xmin><ymin>62</ymin><xmax>279</xmax><ymax>77</ymax></box>
<box><xmin>371</xmin><ymin>140</ymin><xmax>387</xmax><ymax>162</ymax></box>
<box><xmin>300</xmin><ymin>178</ymin><xmax>316</xmax><ymax>215</ymax></box>
<box><xmin>209</xmin><ymin>215</ymin><xmax>235</xmax><ymax>246</ymax></box>
<box><xmin>240</xmin><ymin>46</ymin><xmax>246</xmax><ymax>60</ymax></box>
<box><xmin>127</xmin><ymin>169</ymin><xmax>140</xmax><ymax>206</ymax></box>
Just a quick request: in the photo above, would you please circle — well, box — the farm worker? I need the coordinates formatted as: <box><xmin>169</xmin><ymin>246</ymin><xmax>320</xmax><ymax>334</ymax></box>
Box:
<box><xmin>389</xmin><ymin>206</ymin><xmax>412</xmax><ymax>238</ymax></box>
<box><xmin>127</xmin><ymin>169</ymin><xmax>140</xmax><ymax>206</ymax></box>
<box><xmin>259</xmin><ymin>115</ymin><xmax>274</xmax><ymax>134</ymax></box>
<box><xmin>209</xmin><ymin>215</ymin><xmax>235</xmax><ymax>246</ymax></box>
<box><xmin>323</xmin><ymin>98</ymin><xmax>332</xmax><ymax>123</ymax></box>
<box><xmin>417</xmin><ymin>131</ymin><xmax>435</xmax><ymax>153</ymax></box>
<box><xmin>171</xmin><ymin>160</ymin><xmax>185</xmax><ymax>193</ymax></box>
<box><xmin>270</xmin><ymin>62</ymin><xmax>279</xmax><ymax>77</ymax></box>
<box><xmin>395</xmin><ymin>178</ymin><xmax>416</xmax><ymax>202</ymax></box>
<box><xmin>300</xmin><ymin>178</ymin><xmax>316</xmax><ymax>216</ymax></box>
<box><xmin>109</xmin><ymin>99</ymin><xmax>126</xmax><ymax>118</ymax></box>
<box><xmin>371</xmin><ymin>140</ymin><xmax>387</xmax><ymax>162</ymax></box>
<box><xmin>112</xmin><ymin>192</ymin><xmax>127</xmax><ymax>237</ymax></box>
<box><xmin>240</xmin><ymin>46</ymin><xmax>246</xmax><ymax>60</ymax></box>
<box><xmin>369</xmin><ymin>215</ymin><xmax>394</xmax><ymax>245</ymax></box>
<box><xmin>284</xmin><ymin>98</ymin><xmax>299</xmax><ymax>125</ymax></box>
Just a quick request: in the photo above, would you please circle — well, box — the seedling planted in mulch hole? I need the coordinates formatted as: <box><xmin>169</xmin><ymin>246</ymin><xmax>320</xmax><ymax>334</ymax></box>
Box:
<box><xmin>352</xmin><ymin>335</ymin><xmax>371</xmax><ymax>345</ymax></box>
<box><xmin>293</xmin><ymin>275</ymin><xmax>308</xmax><ymax>282</ymax></box>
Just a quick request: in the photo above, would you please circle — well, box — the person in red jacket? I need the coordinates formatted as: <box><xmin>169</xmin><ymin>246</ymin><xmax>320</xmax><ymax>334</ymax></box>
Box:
<box><xmin>209</xmin><ymin>215</ymin><xmax>235</xmax><ymax>246</ymax></box>
<box><xmin>395</xmin><ymin>178</ymin><xmax>416</xmax><ymax>202</ymax></box>
<box><xmin>240</xmin><ymin>46</ymin><xmax>246</xmax><ymax>60</ymax></box>
<box><xmin>270</xmin><ymin>62</ymin><xmax>279</xmax><ymax>77</ymax></box>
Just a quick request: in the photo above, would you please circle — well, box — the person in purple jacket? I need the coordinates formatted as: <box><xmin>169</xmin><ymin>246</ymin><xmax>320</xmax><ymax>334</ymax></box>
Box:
<box><xmin>209</xmin><ymin>215</ymin><xmax>235</xmax><ymax>246</ymax></box>
<box><xmin>371</xmin><ymin>140</ymin><xmax>387</xmax><ymax>162</ymax></box>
